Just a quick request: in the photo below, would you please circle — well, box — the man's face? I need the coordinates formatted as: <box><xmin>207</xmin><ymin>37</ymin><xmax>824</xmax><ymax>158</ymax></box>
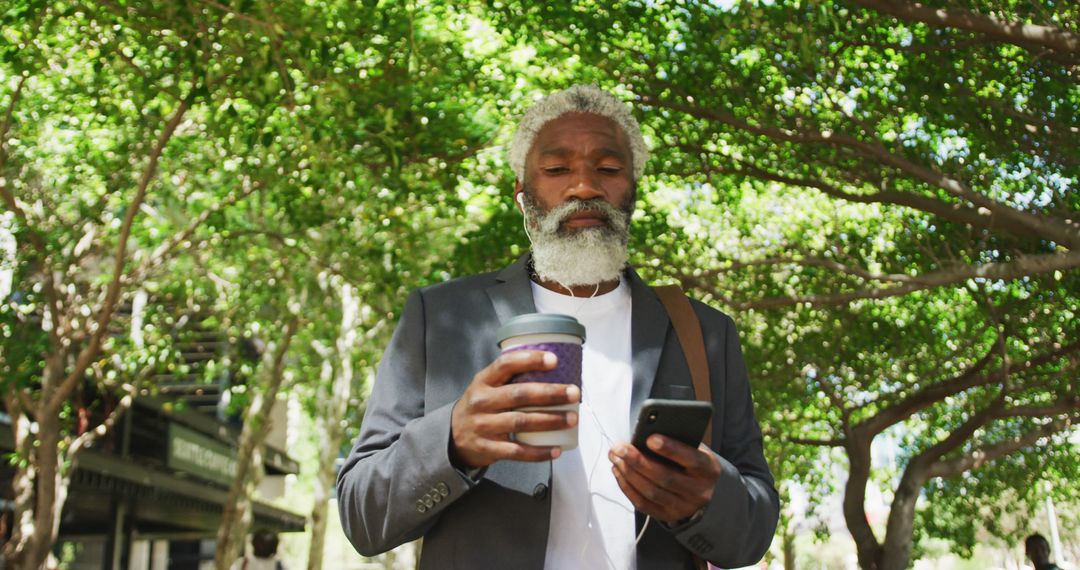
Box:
<box><xmin>514</xmin><ymin>112</ymin><xmax>637</xmax><ymax>287</ymax></box>
<box><xmin>516</xmin><ymin>111</ymin><xmax>636</xmax><ymax>224</ymax></box>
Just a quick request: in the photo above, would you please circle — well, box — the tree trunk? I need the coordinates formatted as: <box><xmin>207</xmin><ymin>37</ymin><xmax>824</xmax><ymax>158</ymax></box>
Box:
<box><xmin>782</xmin><ymin>520</ymin><xmax>796</xmax><ymax>570</ymax></box>
<box><xmin>307</xmin><ymin>284</ymin><xmax>360</xmax><ymax>570</ymax></box>
<box><xmin>878</xmin><ymin>476</ymin><xmax>922</xmax><ymax>570</ymax></box>
<box><xmin>843</xmin><ymin>440</ymin><xmax>883</xmax><ymax>570</ymax></box>
<box><xmin>875</xmin><ymin>454</ymin><xmax>936</xmax><ymax>570</ymax></box>
<box><xmin>214</xmin><ymin>317</ymin><xmax>299</xmax><ymax>570</ymax></box>
<box><xmin>2</xmin><ymin>393</ymin><xmax>34</xmax><ymax>570</ymax></box>
<box><xmin>307</xmin><ymin>496</ymin><xmax>329</xmax><ymax>570</ymax></box>
<box><xmin>305</xmin><ymin>359</ymin><xmax>336</xmax><ymax>570</ymax></box>
<box><xmin>17</xmin><ymin>412</ymin><xmax>64</xmax><ymax>570</ymax></box>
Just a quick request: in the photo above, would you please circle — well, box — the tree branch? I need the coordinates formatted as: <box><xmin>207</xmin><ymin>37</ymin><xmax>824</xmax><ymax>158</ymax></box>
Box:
<box><xmin>194</xmin><ymin>0</ymin><xmax>286</xmax><ymax>34</ymax></box>
<box><xmin>859</xmin><ymin>334</ymin><xmax>1001</xmax><ymax>435</ymax></box>
<box><xmin>645</xmin><ymin>95</ymin><xmax>1080</xmax><ymax>248</ymax></box>
<box><xmin>849</xmin><ymin>0</ymin><xmax>1080</xmax><ymax>60</ymax></box>
<box><xmin>700</xmin><ymin>147</ymin><xmax>1057</xmax><ymax>243</ymax></box>
<box><xmin>46</xmin><ymin>94</ymin><xmax>193</xmax><ymax>414</ymax></box>
<box><xmin>837</xmin><ymin>37</ymin><xmax>991</xmax><ymax>54</ymax></box>
<box><xmin>859</xmin><ymin>341</ymin><xmax>1080</xmax><ymax>438</ymax></box>
<box><xmin>708</xmin><ymin>254</ymin><xmax>920</xmax><ymax>284</ymax></box>
<box><xmin>223</xmin><ymin>228</ymin><xmax>373</xmax><ymax>288</ymax></box>
<box><xmin>789</xmin><ymin>437</ymin><xmax>847</xmax><ymax>447</ymax></box>
<box><xmin>859</xmin><ymin>338</ymin><xmax>1080</xmax><ymax>437</ymax></box>
<box><xmin>910</xmin><ymin>393</ymin><xmax>1008</xmax><ymax>476</ymax></box>
<box><xmin>995</xmin><ymin>401</ymin><xmax>1080</xmax><ymax>419</ymax></box>
<box><xmin>927</xmin><ymin>414</ymin><xmax>1077</xmax><ymax>479</ymax></box>
<box><xmin>731</xmin><ymin>250</ymin><xmax>1080</xmax><ymax>310</ymax></box>
<box><xmin>0</xmin><ymin>74</ymin><xmax>27</xmax><ymax>167</ymax></box>
<box><xmin>66</xmin><ymin>390</ymin><xmax>136</xmax><ymax>460</ymax></box>
<box><xmin>129</xmin><ymin>178</ymin><xmax>262</xmax><ymax>282</ymax></box>
<box><xmin>0</xmin><ymin>77</ymin><xmax>71</xmax><ymax>355</ymax></box>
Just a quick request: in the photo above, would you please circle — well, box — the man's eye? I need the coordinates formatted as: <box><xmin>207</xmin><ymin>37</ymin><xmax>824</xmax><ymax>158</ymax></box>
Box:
<box><xmin>543</xmin><ymin>166</ymin><xmax>569</xmax><ymax>174</ymax></box>
<box><xmin>598</xmin><ymin>166</ymin><xmax>623</xmax><ymax>174</ymax></box>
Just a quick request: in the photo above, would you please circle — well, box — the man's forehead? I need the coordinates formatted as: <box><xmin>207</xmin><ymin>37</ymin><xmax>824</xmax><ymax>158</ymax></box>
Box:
<box><xmin>535</xmin><ymin>112</ymin><xmax>623</xmax><ymax>135</ymax></box>
<box><xmin>529</xmin><ymin>112</ymin><xmax>632</xmax><ymax>154</ymax></box>
<box><xmin>536</xmin><ymin>146</ymin><xmax>628</xmax><ymax>160</ymax></box>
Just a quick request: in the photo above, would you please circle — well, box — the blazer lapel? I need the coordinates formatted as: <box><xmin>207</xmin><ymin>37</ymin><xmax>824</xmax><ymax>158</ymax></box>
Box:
<box><xmin>627</xmin><ymin>268</ymin><xmax>670</xmax><ymax>427</ymax></box>
<box><xmin>483</xmin><ymin>256</ymin><xmax>550</xmax><ymax>496</ymax></box>
<box><xmin>486</xmin><ymin>255</ymin><xmax>537</xmax><ymax>325</ymax></box>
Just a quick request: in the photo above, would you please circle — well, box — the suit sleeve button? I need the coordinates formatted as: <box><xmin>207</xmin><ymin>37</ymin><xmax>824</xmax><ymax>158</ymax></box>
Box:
<box><xmin>436</xmin><ymin>482</ymin><xmax>449</xmax><ymax>496</ymax></box>
<box><xmin>532</xmin><ymin>483</ymin><xmax>549</xmax><ymax>500</ymax></box>
<box><xmin>416</xmin><ymin>500</ymin><xmax>428</xmax><ymax>513</ymax></box>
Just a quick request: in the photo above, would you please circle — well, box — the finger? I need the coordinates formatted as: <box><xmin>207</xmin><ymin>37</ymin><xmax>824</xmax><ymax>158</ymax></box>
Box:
<box><xmin>612</xmin><ymin>443</ymin><xmax>703</xmax><ymax>498</ymax></box>
<box><xmin>462</xmin><ymin>381</ymin><xmax>579</xmax><ymax>415</ymax></box>
<box><xmin>610</xmin><ymin>455</ymin><xmax>681</xmax><ymax>521</ymax></box>
<box><xmin>473</xmin><ymin>409</ymin><xmax>579</xmax><ymax>436</ymax></box>
<box><xmin>612</xmin><ymin>451</ymin><xmax>685</xmax><ymax>505</ymax></box>
<box><xmin>611</xmin><ymin>461</ymin><xmax>666</xmax><ymax>514</ymax></box>
<box><xmin>479</xmin><ymin>439</ymin><xmax>564</xmax><ymax>463</ymax></box>
<box><xmin>645</xmin><ymin>435</ymin><xmax>716</xmax><ymax>475</ymax></box>
<box><xmin>611</xmin><ymin>450</ymin><xmax>710</xmax><ymax>523</ymax></box>
<box><xmin>474</xmin><ymin>350</ymin><xmax>557</xmax><ymax>387</ymax></box>
<box><xmin>498</xmin><ymin>381</ymin><xmax>580</xmax><ymax>411</ymax></box>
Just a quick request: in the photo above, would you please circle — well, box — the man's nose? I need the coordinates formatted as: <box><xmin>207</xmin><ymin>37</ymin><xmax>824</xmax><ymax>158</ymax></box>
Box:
<box><xmin>565</xmin><ymin>172</ymin><xmax>604</xmax><ymax>201</ymax></box>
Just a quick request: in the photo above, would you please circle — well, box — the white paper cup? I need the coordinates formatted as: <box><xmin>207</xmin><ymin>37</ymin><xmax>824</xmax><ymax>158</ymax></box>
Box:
<box><xmin>496</xmin><ymin>314</ymin><xmax>586</xmax><ymax>451</ymax></box>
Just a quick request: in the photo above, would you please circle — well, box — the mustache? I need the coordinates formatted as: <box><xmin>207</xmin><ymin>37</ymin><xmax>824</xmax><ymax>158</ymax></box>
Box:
<box><xmin>538</xmin><ymin>198</ymin><xmax>627</xmax><ymax>234</ymax></box>
<box><xmin>554</xmin><ymin>198</ymin><xmax>612</xmax><ymax>222</ymax></box>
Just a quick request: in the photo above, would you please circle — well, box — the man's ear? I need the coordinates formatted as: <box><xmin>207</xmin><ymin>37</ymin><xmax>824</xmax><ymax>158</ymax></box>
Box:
<box><xmin>513</xmin><ymin>180</ymin><xmax>524</xmax><ymax>213</ymax></box>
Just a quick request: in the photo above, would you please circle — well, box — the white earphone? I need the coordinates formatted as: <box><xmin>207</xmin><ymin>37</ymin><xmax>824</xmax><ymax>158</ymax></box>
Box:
<box><xmin>517</xmin><ymin>193</ymin><xmax>533</xmax><ymax>244</ymax></box>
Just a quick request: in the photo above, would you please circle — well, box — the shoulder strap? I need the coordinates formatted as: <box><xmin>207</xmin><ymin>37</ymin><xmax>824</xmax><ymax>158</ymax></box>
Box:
<box><xmin>652</xmin><ymin>284</ymin><xmax>712</xmax><ymax>448</ymax></box>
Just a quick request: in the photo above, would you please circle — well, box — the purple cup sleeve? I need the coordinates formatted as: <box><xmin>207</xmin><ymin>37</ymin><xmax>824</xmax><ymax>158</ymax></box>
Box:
<box><xmin>502</xmin><ymin>342</ymin><xmax>582</xmax><ymax>389</ymax></box>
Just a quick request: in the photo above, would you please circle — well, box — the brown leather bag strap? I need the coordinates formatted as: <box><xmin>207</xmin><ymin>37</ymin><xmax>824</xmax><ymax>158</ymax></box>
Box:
<box><xmin>653</xmin><ymin>284</ymin><xmax>712</xmax><ymax>448</ymax></box>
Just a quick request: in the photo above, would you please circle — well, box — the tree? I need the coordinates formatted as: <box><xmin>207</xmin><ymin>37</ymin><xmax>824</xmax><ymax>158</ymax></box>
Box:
<box><xmin>303</xmin><ymin>278</ymin><xmax>363</xmax><ymax>570</ymax></box>
<box><xmin>482</xmin><ymin>1</ymin><xmax>1078</xmax><ymax>568</ymax></box>
<box><xmin>7</xmin><ymin>1</ymin><xmax>1075</xmax><ymax>568</ymax></box>
<box><xmin>211</xmin><ymin>265</ymin><xmax>302</xmax><ymax>569</ymax></box>
<box><xmin>0</xmin><ymin>0</ymin><xmax>302</xmax><ymax>565</ymax></box>
<box><xmin>184</xmin><ymin>2</ymin><xmax>514</xmax><ymax>565</ymax></box>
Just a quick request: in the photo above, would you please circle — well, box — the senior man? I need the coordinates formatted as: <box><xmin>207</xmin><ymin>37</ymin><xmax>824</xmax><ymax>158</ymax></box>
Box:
<box><xmin>337</xmin><ymin>84</ymin><xmax>779</xmax><ymax>569</ymax></box>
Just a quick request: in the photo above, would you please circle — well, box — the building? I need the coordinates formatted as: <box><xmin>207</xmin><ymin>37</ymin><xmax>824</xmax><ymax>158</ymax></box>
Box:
<box><xmin>0</xmin><ymin>314</ymin><xmax>305</xmax><ymax>569</ymax></box>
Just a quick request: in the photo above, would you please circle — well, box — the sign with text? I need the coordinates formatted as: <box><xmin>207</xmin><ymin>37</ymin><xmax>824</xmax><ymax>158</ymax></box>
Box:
<box><xmin>168</xmin><ymin>423</ymin><xmax>237</xmax><ymax>486</ymax></box>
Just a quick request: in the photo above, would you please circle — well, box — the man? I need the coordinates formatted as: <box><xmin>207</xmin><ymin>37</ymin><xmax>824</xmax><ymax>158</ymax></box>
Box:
<box><xmin>1025</xmin><ymin>533</ymin><xmax>1062</xmax><ymax>570</ymax></box>
<box><xmin>229</xmin><ymin>529</ymin><xmax>286</xmax><ymax>570</ymax></box>
<box><xmin>337</xmin><ymin>85</ymin><xmax>779</xmax><ymax>569</ymax></box>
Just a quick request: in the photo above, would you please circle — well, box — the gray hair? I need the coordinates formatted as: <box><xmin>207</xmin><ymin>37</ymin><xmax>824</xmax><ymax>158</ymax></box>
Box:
<box><xmin>508</xmin><ymin>85</ymin><xmax>649</xmax><ymax>181</ymax></box>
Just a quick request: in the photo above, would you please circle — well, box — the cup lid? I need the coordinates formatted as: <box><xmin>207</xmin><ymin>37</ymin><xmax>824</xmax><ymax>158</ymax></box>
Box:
<box><xmin>496</xmin><ymin>313</ymin><xmax>586</xmax><ymax>344</ymax></box>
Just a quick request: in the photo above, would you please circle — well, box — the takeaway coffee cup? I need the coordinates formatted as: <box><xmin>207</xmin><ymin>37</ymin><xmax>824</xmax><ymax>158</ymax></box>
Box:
<box><xmin>496</xmin><ymin>313</ymin><xmax>586</xmax><ymax>450</ymax></box>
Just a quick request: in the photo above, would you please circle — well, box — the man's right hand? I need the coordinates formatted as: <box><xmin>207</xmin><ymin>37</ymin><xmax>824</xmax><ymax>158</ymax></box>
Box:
<box><xmin>449</xmin><ymin>350</ymin><xmax>580</xmax><ymax>469</ymax></box>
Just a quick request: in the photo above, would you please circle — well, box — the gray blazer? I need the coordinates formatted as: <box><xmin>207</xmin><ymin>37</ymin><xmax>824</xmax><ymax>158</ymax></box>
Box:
<box><xmin>337</xmin><ymin>258</ymin><xmax>779</xmax><ymax>569</ymax></box>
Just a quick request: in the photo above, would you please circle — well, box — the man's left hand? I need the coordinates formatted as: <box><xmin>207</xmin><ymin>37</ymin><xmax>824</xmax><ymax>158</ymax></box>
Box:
<box><xmin>608</xmin><ymin>436</ymin><xmax>722</xmax><ymax>524</ymax></box>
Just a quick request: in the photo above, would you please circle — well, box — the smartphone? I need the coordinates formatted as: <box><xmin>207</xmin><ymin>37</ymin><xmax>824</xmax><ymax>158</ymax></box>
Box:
<box><xmin>631</xmin><ymin>399</ymin><xmax>713</xmax><ymax>466</ymax></box>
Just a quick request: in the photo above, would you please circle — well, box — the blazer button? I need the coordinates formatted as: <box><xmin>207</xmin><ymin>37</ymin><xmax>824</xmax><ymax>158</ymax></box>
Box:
<box><xmin>416</xmin><ymin>500</ymin><xmax>428</xmax><ymax>513</ymax></box>
<box><xmin>532</xmin><ymin>483</ymin><xmax>548</xmax><ymax>500</ymax></box>
<box><xmin>435</xmin><ymin>482</ymin><xmax>449</xmax><ymax>497</ymax></box>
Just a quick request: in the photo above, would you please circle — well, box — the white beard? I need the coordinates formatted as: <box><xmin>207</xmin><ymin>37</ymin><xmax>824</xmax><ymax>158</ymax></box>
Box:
<box><xmin>524</xmin><ymin>196</ymin><xmax>631</xmax><ymax>288</ymax></box>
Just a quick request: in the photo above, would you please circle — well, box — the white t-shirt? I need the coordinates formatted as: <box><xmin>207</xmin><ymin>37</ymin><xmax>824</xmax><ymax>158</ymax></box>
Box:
<box><xmin>532</xmin><ymin>279</ymin><xmax>636</xmax><ymax>570</ymax></box>
<box><xmin>228</xmin><ymin>557</ymin><xmax>284</xmax><ymax>570</ymax></box>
